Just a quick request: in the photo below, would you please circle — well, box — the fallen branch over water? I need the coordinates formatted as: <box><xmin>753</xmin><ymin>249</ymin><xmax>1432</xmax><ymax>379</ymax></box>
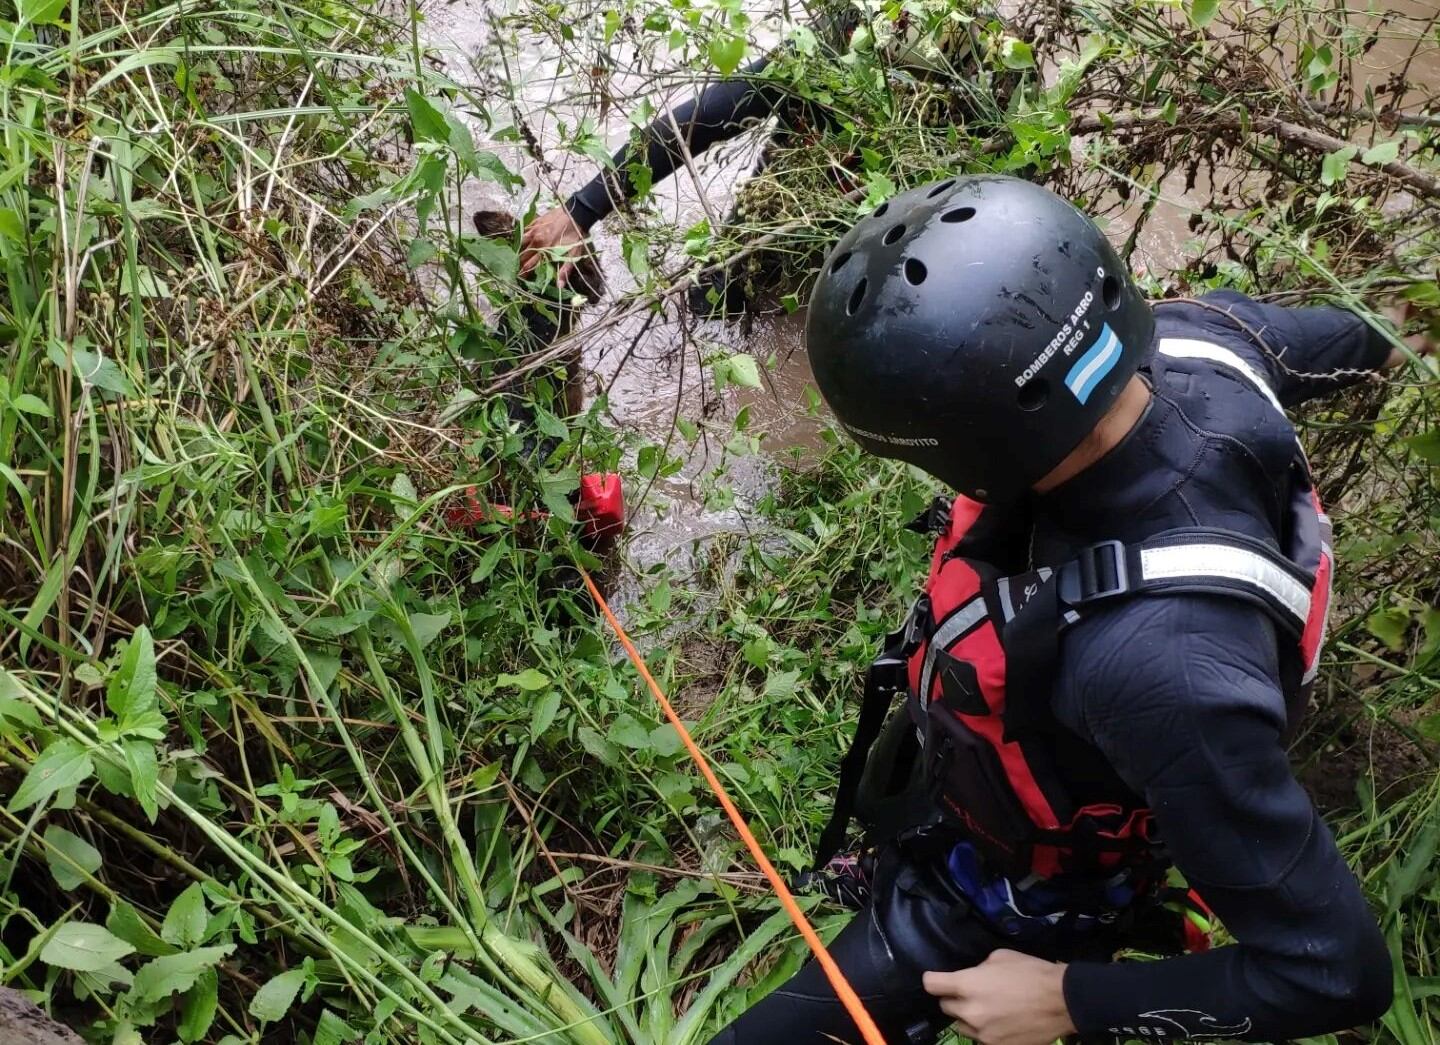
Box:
<box><xmin>1071</xmin><ymin>109</ymin><xmax>1440</xmax><ymax>200</ymax></box>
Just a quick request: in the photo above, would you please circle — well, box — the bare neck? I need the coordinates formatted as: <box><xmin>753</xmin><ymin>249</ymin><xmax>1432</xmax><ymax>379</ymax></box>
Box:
<box><xmin>1033</xmin><ymin>374</ymin><xmax>1152</xmax><ymax>494</ymax></box>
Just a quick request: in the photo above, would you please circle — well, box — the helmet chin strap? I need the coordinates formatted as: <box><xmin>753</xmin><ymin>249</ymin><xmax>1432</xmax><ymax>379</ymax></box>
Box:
<box><xmin>1033</xmin><ymin>374</ymin><xmax>1153</xmax><ymax>494</ymax></box>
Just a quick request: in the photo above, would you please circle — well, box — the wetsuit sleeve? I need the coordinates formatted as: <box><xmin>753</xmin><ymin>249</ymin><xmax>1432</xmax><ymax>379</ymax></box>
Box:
<box><xmin>1180</xmin><ymin>290</ymin><xmax>1393</xmax><ymax>407</ymax></box>
<box><xmin>563</xmin><ymin>57</ymin><xmax>784</xmax><ymax>231</ymax></box>
<box><xmin>1055</xmin><ymin>596</ymin><xmax>1392</xmax><ymax>1041</ymax></box>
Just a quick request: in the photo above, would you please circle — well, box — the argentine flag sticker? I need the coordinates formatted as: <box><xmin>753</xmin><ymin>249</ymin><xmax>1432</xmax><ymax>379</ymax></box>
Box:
<box><xmin>1064</xmin><ymin>324</ymin><xmax>1125</xmax><ymax>404</ymax></box>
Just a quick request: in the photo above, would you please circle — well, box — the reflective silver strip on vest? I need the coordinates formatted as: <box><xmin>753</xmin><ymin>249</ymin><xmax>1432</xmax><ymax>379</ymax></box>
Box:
<box><xmin>997</xmin><ymin>568</ymin><xmax>1052</xmax><ymax>625</ymax></box>
<box><xmin>1157</xmin><ymin>338</ymin><xmax>1285</xmax><ymax>415</ymax></box>
<box><xmin>1138</xmin><ymin>543</ymin><xmax>1310</xmax><ymax>628</ymax></box>
<box><xmin>919</xmin><ymin>596</ymin><xmax>988</xmax><ymax>701</ymax></box>
<box><xmin>997</xmin><ymin>578</ymin><xmax>1016</xmax><ymax>623</ymax></box>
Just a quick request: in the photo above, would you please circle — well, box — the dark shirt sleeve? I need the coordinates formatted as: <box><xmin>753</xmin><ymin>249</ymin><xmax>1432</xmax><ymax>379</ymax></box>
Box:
<box><xmin>564</xmin><ymin>57</ymin><xmax>783</xmax><ymax>231</ymax></box>
<box><xmin>1161</xmin><ymin>290</ymin><xmax>1393</xmax><ymax>408</ymax></box>
<box><xmin>1053</xmin><ymin>595</ymin><xmax>1392</xmax><ymax>1041</ymax></box>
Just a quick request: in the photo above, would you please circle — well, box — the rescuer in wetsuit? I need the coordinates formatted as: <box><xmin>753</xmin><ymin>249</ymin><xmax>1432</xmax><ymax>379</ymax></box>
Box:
<box><xmin>705</xmin><ymin>175</ymin><xmax>1418</xmax><ymax>1044</ymax></box>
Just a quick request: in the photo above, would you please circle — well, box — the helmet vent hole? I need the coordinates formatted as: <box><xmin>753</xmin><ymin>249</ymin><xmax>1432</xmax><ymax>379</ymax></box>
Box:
<box><xmin>927</xmin><ymin>179</ymin><xmax>955</xmax><ymax>198</ymax></box>
<box><xmin>884</xmin><ymin>224</ymin><xmax>906</xmax><ymax>246</ymax></box>
<box><xmin>874</xmin><ymin>201</ymin><xmax>890</xmax><ymax>218</ymax></box>
<box><xmin>831</xmin><ymin>251</ymin><xmax>853</xmax><ymax>273</ymax></box>
<box><xmin>904</xmin><ymin>258</ymin><xmax>927</xmax><ymax>285</ymax></box>
<box><xmin>1017</xmin><ymin>378</ymin><xmax>1049</xmax><ymax>412</ymax></box>
<box><xmin>1102</xmin><ymin>274</ymin><xmax>1122</xmax><ymax>311</ymax></box>
<box><xmin>942</xmin><ymin>206</ymin><xmax>976</xmax><ymax>224</ymax></box>
<box><xmin>847</xmin><ymin>278</ymin><xmax>868</xmax><ymax>316</ymax></box>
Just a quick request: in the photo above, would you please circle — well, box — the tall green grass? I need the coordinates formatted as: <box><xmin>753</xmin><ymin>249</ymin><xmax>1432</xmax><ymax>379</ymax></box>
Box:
<box><xmin>1</xmin><ymin>0</ymin><xmax>1438</xmax><ymax>1041</ymax></box>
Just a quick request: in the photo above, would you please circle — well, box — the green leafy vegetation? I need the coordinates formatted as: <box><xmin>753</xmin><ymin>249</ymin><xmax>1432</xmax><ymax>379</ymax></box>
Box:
<box><xmin>0</xmin><ymin>0</ymin><xmax>1437</xmax><ymax>1041</ymax></box>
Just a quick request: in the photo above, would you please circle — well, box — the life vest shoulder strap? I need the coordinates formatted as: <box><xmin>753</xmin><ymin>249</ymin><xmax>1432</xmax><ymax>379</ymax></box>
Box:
<box><xmin>1054</xmin><ymin>527</ymin><xmax>1315</xmax><ymax>638</ymax></box>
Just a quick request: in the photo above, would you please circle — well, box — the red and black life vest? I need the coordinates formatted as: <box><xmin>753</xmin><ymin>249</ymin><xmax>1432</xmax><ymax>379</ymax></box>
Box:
<box><xmin>898</xmin><ymin>485</ymin><xmax>1331</xmax><ymax>880</ymax></box>
<box><xmin>815</xmin><ymin>360</ymin><xmax>1333</xmax><ymax>882</ymax></box>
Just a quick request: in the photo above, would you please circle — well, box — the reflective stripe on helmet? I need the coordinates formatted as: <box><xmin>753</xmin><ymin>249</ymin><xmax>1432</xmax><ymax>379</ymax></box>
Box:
<box><xmin>1138</xmin><ymin>542</ymin><xmax>1310</xmax><ymax>630</ymax></box>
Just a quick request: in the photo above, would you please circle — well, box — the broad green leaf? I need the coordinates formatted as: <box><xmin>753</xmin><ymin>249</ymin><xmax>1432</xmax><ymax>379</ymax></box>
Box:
<box><xmin>10</xmin><ymin>393</ymin><xmax>51</xmax><ymax>417</ymax></box>
<box><xmin>313</xmin><ymin>1009</ymin><xmax>361</xmax><ymax>1045</ymax></box>
<box><xmin>48</xmin><ymin>342</ymin><xmax>134</xmax><ymax>395</ymax></box>
<box><xmin>445</xmin><ymin>113</ymin><xmax>478</xmax><ymax>172</ymax></box>
<box><xmin>1187</xmin><ymin>0</ymin><xmax>1218</xmax><ymax>28</ymax></box>
<box><xmin>608</xmin><ymin>713</ymin><xmax>650</xmax><ymax>750</ymax></box>
<box><xmin>406</xmin><ymin>237</ymin><xmax>437</xmax><ymax>269</ymax></box>
<box><xmin>623</xmin><ymin>234</ymin><xmax>650</xmax><ymax>281</ymax></box>
<box><xmin>9</xmin><ymin>740</ymin><xmax>94</xmax><ymax>812</ymax></box>
<box><xmin>724</xmin><ymin>354</ymin><xmax>762</xmax><ymax>389</ymax></box>
<box><xmin>1365</xmin><ymin>606</ymin><xmax>1410</xmax><ymax>651</ymax></box>
<box><xmin>1000</xmin><ymin>38</ymin><xmax>1035</xmax><ymax>70</ymax></box>
<box><xmin>41</xmin><ymin>922</ymin><xmax>135</xmax><ymax>972</ymax></box>
<box><xmin>408</xmin><ymin>611</ymin><xmax>450</xmax><ymax>651</ymax></box>
<box><xmin>1361</xmin><ymin>140</ymin><xmax>1400</xmax><ymax>166</ymax></box>
<box><xmin>497</xmin><ymin>669</ymin><xmax>549</xmax><ymax>691</ymax></box>
<box><xmin>473</xmin><ymin>150</ymin><xmax>522</xmax><ymax>189</ymax></box>
<box><xmin>405</xmin><ymin>89</ymin><xmax>449</xmax><ymax>145</ymax></box>
<box><xmin>648</xmin><ymin>724</ymin><xmax>683</xmax><ymax>758</ymax></box>
<box><xmin>122</xmin><ymin>738</ymin><xmax>159</xmax><ymax>821</ymax></box>
<box><xmin>390</xmin><ymin>473</ymin><xmax>418</xmax><ymax>505</ymax></box>
<box><xmin>708</xmin><ymin>33</ymin><xmax>746</xmax><ymax>75</ymax></box>
<box><xmin>1404</xmin><ymin>430</ymin><xmax>1440</xmax><ymax>464</ymax></box>
<box><xmin>530</xmin><ymin>690</ymin><xmax>562</xmax><ymax>737</ymax></box>
<box><xmin>108</xmin><ymin>625</ymin><xmax>157</xmax><ymax>720</ymax></box>
<box><xmin>461</xmin><ymin>235</ymin><xmax>520</xmax><ymax>283</ymax></box>
<box><xmin>19</xmin><ymin>0</ymin><xmax>67</xmax><ymax>24</ymax></box>
<box><xmin>469</xmin><ymin>540</ymin><xmax>507</xmax><ymax>583</ymax></box>
<box><xmin>577</xmin><ymin>726</ymin><xmax>621</xmax><ymax>766</ymax></box>
<box><xmin>49</xmin><ymin>344</ymin><xmax>132</xmax><ymax>397</ymax></box>
<box><xmin>537</xmin><ymin>472</ymin><xmax>577</xmax><ymax>524</ymax></box>
<box><xmin>683</xmin><ymin>219</ymin><xmax>712</xmax><ymax>258</ymax></box>
<box><xmin>0</xmin><ymin>673</ymin><xmax>42</xmax><ymax>729</ymax></box>
<box><xmin>1421</xmin><ymin>607</ymin><xmax>1440</xmax><ymax>661</ymax></box>
<box><xmin>119</xmin><ymin>265</ymin><xmax>171</xmax><ymax>299</ymax></box>
<box><xmin>107</xmin><ymin>899</ymin><xmax>178</xmax><ymax>957</ymax></box>
<box><xmin>44</xmin><ymin>825</ymin><xmax>102</xmax><ymax>890</ymax></box>
<box><xmin>249</xmin><ymin>968</ymin><xmax>306</xmax><ymax>1022</ymax></box>
<box><xmin>471</xmin><ymin>762</ymin><xmax>502</xmax><ymax>792</ymax></box>
<box><xmin>0</xmin><ymin>208</ymin><xmax>23</xmax><ymax>242</ymax></box>
<box><xmin>1320</xmin><ymin>146</ymin><xmax>1358</xmax><ymax>187</ymax></box>
<box><xmin>178</xmin><ymin>968</ymin><xmax>219</xmax><ymax>1042</ymax></box>
<box><xmin>161</xmin><ymin>883</ymin><xmax>208</xmax><ymax>948</ymax></box>
<box><xmin>131</xmin><ymin>945</ymin><xmax>235</xmax><ymax>1003</ymax></box>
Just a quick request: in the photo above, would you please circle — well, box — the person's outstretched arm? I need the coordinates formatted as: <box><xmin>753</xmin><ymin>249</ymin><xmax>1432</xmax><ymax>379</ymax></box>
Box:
<box><xmin>518</xmin><ymin>57</ymin><xmax>784</xmax><ymax>281</ymax></box>
<box><xmin>1155</xmin><ymin>290</ymin><xmax>1407</xmax><ymax>406</ymax></box>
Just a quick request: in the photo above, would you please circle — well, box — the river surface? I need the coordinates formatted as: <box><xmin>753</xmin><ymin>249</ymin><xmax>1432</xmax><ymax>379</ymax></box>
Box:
<box><xmin>426</xmin><ymin>0</ymin><xmax>820</xmax><ymax>577</ymax></box>
<box><xmin>421</xmin><ymin>0</ymin><xmax>1437</xmax><ymax>577</ymax></box>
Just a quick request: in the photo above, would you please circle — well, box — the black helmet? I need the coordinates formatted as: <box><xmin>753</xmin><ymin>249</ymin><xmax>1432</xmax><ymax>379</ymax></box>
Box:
<box><xmin>806</xmin><ymin>175</ymin><xmax>1154</xmax><ymax>502</ymax></box>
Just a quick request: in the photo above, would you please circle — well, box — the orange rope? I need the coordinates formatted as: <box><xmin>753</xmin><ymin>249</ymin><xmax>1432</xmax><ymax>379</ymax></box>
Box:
<box><xmin>576</xmin><ymin>564</ymin><xmax>886</xmax><ymax>1045</ymax></box>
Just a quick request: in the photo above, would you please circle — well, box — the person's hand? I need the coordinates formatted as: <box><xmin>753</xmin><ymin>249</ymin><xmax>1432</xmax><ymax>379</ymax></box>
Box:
<box><xmin>1382</xmin><ymin>297</ymin><xmax>1437</xmax><ymax>368</ymax></box>
<box><xmin>923</xmin><ymin>949</ymin><xmax>1076</xmax><ymax>1045</ymax></box>
<box><xmin>519</xmin><ymin>206</ymin><xmax>586</xmax><ymax>286</ymax></box>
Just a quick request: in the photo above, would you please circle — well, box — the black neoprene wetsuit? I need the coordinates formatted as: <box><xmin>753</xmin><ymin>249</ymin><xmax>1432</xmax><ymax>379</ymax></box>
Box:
<box><xmin>563</xmin><ymin>58</ymin><xmax>789</xmax><ymax>233</ymax></box>
<box><xmin>561</xmin><ymin>3</ymin><xmax>869</xmax><ymax>232</ymax></box>
<box><xmin>708</xmin><ymin>291</ymin><xmax>1396</xmax><ymax>1043</ymax></box>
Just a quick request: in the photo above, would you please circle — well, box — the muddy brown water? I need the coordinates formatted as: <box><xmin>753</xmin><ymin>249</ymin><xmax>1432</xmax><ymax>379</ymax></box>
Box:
<box><xmin>426</xmin><ymin>1</ymin><xmax>820</xmax><ymax>578</ymax></box>
<box><xmin>422</xmin><ymin>0</ymin><xmax>1437</xmax><ymax>579</ymax></box>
